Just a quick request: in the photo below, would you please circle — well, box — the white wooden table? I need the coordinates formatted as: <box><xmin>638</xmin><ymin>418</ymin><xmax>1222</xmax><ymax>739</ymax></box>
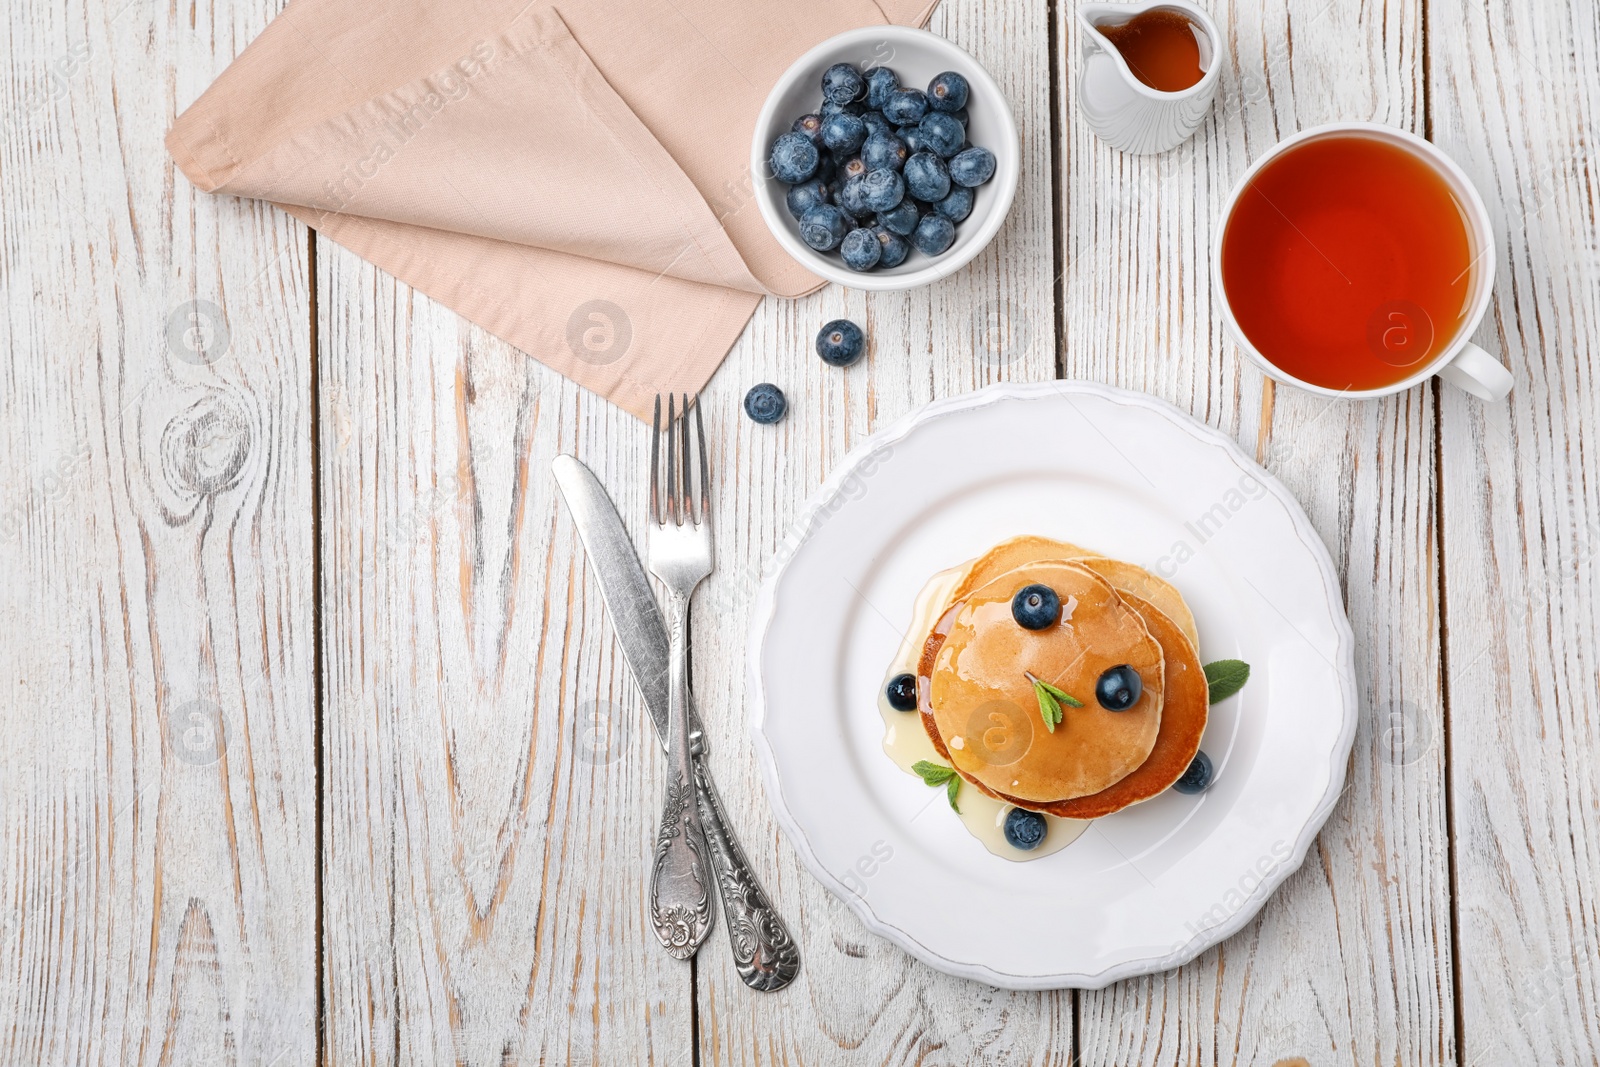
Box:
<box><xmin>4</xmin><ymin>0</ymin><xmax>1598</xmax><ymax>1061</ymax></box>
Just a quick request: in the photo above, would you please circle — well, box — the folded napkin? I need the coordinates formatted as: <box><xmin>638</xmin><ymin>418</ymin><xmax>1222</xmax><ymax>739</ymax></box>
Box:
<box><xmin>169</xmin><ymin>0</ymin><xmax>936</xmax><ymax>418</ymax></box>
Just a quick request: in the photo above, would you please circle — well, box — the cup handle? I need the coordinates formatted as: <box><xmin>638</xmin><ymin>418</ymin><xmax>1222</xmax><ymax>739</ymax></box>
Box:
<box><xmin>1437</xmin><ymin>341</ymin><xmax>1513</xmax><ymax>401</ymax></box>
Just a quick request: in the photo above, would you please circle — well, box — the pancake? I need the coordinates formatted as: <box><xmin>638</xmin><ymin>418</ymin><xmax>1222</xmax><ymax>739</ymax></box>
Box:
<box><xmin>1074</xmin><ymin>558</ymin><xmax>1199</xmax><ymax>651</ymax></box>
<box><xmin>949</xmin><ymin>535</ymin><xmax>1099</xmax><ymax>601</ymax></box>
<box><xmin>951</xmin><ymin>535</ymin><xmax>1198</xmax><ymax>649</ymax></box>
<box><xmin>917</xmin><ymin>561</ymin><xmax>1165</xmax><ymax>803</ymax></box>
<box><xmin>1033</xmin><ymin>594</ymin><xmax>1208</xmax><ymax>818</ymax></box>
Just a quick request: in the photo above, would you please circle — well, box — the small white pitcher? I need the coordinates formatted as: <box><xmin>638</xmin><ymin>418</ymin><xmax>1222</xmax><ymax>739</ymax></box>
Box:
<box><xmin>1077</xmin><ymin>1</ymin><xmax>1222</xmax><ymax>155</ymax></box>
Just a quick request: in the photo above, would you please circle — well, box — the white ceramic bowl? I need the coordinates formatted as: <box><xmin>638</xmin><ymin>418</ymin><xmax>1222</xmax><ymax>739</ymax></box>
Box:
<box><xmin>749</xmin><ymin>27</ymin><xmax>1020</xmax><ymax>291</ymax></box>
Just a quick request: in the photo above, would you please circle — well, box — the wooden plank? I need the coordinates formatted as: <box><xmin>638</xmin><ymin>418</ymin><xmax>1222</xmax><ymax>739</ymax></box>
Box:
<box><xmin>1059</xmin><ymin>0</ymin><xmax>1456</xmax><ymax>1063</ymax></box>
<box><xmin>0</xmin><ymin>0</ymin><xmax>316</xmax><ymax>1063</ymax></box>
<box><xmin>1430</xmin><ymin>0</ymin><xmax>1600</xmax><ymax>1062</ymax></box>
<box><xmin>691</xmin><ymin>0</ymin><xmax>1068</xmax><ymax>1061</ymax></box>
<box><xmin>315</xmin><ymin>253</ymin><xmax>694</xmax><ymax>1060</ymax></box>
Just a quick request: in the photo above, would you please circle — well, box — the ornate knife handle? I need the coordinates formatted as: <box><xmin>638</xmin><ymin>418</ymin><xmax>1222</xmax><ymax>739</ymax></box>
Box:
<box><xmin>649</xmin><ymin>595</ymin><xmax>714</xmax><ymax>958</ymax></box>
<box><xmin>693</xmin><ymin>756</ymin><xmax>801</xmax><ymax>991</ymax></box>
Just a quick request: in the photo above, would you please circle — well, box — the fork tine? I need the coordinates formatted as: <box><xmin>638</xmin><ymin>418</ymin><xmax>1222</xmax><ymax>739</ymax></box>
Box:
<box><xmin>693</xmin><ymin>394</ymin><xmax>710</xmax><ymax>520</ymax></box>
<box><xmin>650</xmin><ymin>394</ymin><xmax>662</xmax><ymax>525</ymax></box>
<box><xmin>666</xmin><ymin>393</ymin><xmax>679</xmax><ymax>526</ymax></box>
<box><xmin>680</xmin><ymin>393</ymin><xmax>694</xmax><ymax>525</ymax></box>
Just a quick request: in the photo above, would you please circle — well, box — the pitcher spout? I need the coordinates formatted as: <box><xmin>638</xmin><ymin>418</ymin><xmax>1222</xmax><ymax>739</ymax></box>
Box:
<box><xmin>1076</xmin><ymin>3</ymin><xmax>1130</xmax><ymax>53</ymax></box>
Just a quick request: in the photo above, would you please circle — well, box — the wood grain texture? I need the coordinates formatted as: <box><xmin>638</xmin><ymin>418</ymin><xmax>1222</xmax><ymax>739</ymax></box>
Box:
<box><xmin>689</xmin><ymin>1</ymin><xmax>1069</xmax><ymax>1062</ymax></box>
<box><xmin>0</xmin><ymin>0</ymin><xmax>316</xmax><ymax>1063</ymax></box>
<box><xmin>1430</xmin><ymin>0</ymin><xmax>1600</xmax><ymax>1062</ymax></box>
<box><xmin>1059</xmin><ymin>0</ymin><xmax>1454</xmax><ymax>1063</ymax></box>
<box><xmin>9</xmin><ymin>0</ymin><xmax>1600</xmax><ymax>1062</ymax></box>
<box><xmin>314</xmin><ymin>256</ymin><xmax>694</xmax><ymax>1062</ymax></box>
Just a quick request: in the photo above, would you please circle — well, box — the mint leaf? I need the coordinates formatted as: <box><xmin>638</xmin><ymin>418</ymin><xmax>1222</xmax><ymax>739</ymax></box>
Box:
<box><xmin>911</xmin><ymin>760</ymin><xmax>962</xmax><ymax>810</ymax></box>
<box><xmin>1036</xmin><ymin>678</ymin><xmax>1084</xmax><ymax>708</ymax></box>
<box><xmin>1034</xmin><ymin>683</ymin><xmax>1059</xmax><ymax>732</ymax></box>
<box><xmin>1204</xmin><ymin>660</ymin><xmax>1251</xmax><ymax>703</ymax></box>
<box><xmin>1027</xmin><ymin>671</ymin><xmax>1078</xmax><ymax>731</ymax></box>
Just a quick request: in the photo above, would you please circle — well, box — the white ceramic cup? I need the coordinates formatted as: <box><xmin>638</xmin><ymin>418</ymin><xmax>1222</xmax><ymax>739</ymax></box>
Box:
<box><xmin>1213</xmin><ymin>122</ymin><xmax>1512</xmax><ymax>401</ymax></box>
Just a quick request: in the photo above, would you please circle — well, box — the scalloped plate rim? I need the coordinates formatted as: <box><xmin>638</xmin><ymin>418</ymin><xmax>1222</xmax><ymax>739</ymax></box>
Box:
<box><xmin>745</xmin><ymin>379</ymin><xmax>1358</xmax><ymax>989</ymax></box>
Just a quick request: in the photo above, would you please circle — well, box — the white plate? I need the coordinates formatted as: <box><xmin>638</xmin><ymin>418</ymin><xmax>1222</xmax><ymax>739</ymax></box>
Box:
<box><xmin>747</xmin><ymin>381</ymin><xmax>1357</xmax><ymax>989</ymax></box>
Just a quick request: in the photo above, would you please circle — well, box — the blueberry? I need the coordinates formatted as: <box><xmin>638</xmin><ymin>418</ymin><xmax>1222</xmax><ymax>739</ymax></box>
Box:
<box><xmin>769</xmin><ymin>132</ymin><xmax>819</xmax><ymax>184</ymax></box>
<box><xmin>786</xmin><ymin>179</ymin><xmax>830</xmax><ymax>220</ymax></box>
<box><xmin>885</xmin><ymin>671</ymin><xmax>918</xmax><ymax>711</ymax></box>
<box><xmin>816</xmin><ymin>319</ymin><xmax>865</xmax><ymax>366</ymax></box>
<box><xmin>903</xmin><ymin>152</ymin><xmax>951</xmax><ymax>203</ymax></box>
<box><xmin>934</xmin><ymin>186</ymin><xmax>973</xmax><ymax>222</ymax></box>
<box><xmin>861</xmin><ymin>131</ymin><xmax>909</xmax><ymax>172</ymax></box>
<box><xmin>949</xmin><ymin>146</ymin><xmax>997</xmax><ymax>187</ymax></box>
<box><xmin>837</xmin><ymin>174</ymin><xmax>874</xmax><ymax>220</ymax></box>
<box><xmin>1003</xmin><ymin>807</ymin><xmax>1048</xmax><ymax>851</ymax></box>
<box><xmin>743</xmin><ymin>383</ymin><xmax>787</xmax><ymax>424</ymax></box>
<box><xmin>877</xmin><ymin>199</ymin><xmax>921</xmax><ymax>236</ymax></box>
<box><xmin>873</xmin><ymin>226</ymin><xmax>910</xmax><ymax>268</ymax></box>
<box><xmin>927</xmin><ymin>71</ymin><xmax>970</xmax><ymax>113</ymax></box>
<box><xmin>791</xmin><ymin>113</ymin><xmax>824</xmax><ymax>147</ymax></box>
<box><xmin>840</xmin><ymin>227</ymin><xmax>881</xmax><ymax>271</ymax></box>
<box><xmin>1172</xmin><ymin>750</ymin><xmax>1214</xmax><ymax>795</ymax></box>
<box><xmin>860</xmin><ymin>110</ymin><xmax>894</xmax><ymax>139</ymax></box>
<box><xmin>821</xmin><ymin>98</ymin><xmax>864</xmax><ymax>117</ymax></box>
<box><xmin>919</xmin><ymin>112</ymin><xmax>965</xmax><ymax>158</ymax></box>
<box><xmin>864</xmin><ymin>66</ymin><xmax>900</xmax><ymax>110</ymax></box>
<box><xmin>861</xmin><ymin>169</ymin><xmax>905</xmax><ymax>212</ymax></box>
<box><xmin>899</xmin><ymin>125</ymin><xmax>929</xmax><ymax>155</ymax></box>
<box><xmin>882</xmin><ymin>88</ymin><xmax>929</xmax><ymax>125</ymax></box>
<box><xmin>950</xmin><ymin>107</ymin><xmax>970</xmax><ymax>128</ymax></box>
<box><xmin>815</xmin><ymin>153</ymin><xmax>838</xmax><ymax>184</ymax></box>
<box><xmin>913</xmin><ymin>213</ymin><xmax>956</xmax><ymax>256</ymax></box>
<box><xmin>822</xmin><ymin>62</ymin><xmax>865</xmax><ymax>105</ymax></box>
<box><xmin>821</xmin><ymin>112</ymin><xmax>866</xmax><ymax>154</ymax></box>
<box><xmin>1095</xmin><ymin>665</ymin><xmax>1143</xmax><ymax>711</ymax></box>
<box><xmin>1011</xmin><ymin>583</ymin><xmax>1060</xmax><ymax>630</ymax></box>
<box><xmin>834</xmin><ymin>154</ymin><xmax>868</xmax><ymax>182</ymax></box>
<box><xmin>798</xmin><ymin>204</ymin><xmax>847</xmax><ymax>251</ymax></box>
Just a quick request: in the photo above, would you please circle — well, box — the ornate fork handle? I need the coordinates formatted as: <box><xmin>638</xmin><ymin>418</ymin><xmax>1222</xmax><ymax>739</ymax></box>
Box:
<box><xmin>693</xmin><ymin>756</ymin><xmax>800</xmax><ymax>990</ymax></box>
<box><xmin>641</xmin><ymin>392</ymin><xmax>794</xmax><ymax>982</ymax></box>
<box><xmin>649</xmin><ymin>592</ymin><xmax>714</xmax><ymax>958</ymax></box>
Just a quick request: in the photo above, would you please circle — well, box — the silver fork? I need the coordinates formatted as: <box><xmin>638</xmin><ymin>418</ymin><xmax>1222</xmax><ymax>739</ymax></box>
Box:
<box><xmin>646</xmin><ymin>393</ymin><xmax>715</xmax><ymax>959</ymax></box>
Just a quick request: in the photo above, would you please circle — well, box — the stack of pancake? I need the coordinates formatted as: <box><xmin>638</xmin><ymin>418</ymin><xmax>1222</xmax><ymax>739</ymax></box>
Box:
<box><xmin>916</xmin><ymin>535</ymin><xmax>1208</xmax><ymax>819</ymax></box>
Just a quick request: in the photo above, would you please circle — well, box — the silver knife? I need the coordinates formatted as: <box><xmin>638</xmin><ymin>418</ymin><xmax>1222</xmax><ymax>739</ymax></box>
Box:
<box><xmin>553</xmin><ymin>454</ymin><xmax>800</xmax><ymax>992</ymax></box>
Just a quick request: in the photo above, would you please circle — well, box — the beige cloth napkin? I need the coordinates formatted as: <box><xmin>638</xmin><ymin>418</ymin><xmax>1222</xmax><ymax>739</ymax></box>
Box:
<box><xmin>168</xmin><ymin>0</ymin><xmax>936</xmax><ymax>418</ymax></box>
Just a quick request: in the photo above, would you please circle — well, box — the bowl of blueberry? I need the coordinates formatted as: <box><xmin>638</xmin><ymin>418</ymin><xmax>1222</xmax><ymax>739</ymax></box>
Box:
<box><xmin>751</xmin><ymin>27</ymin><xmax>1019</xmax><ymax>290</ymax></box>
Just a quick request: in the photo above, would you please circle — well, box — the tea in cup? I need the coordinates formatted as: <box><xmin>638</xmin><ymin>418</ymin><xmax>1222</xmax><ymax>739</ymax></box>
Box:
<box><xmin>1213</xmin><ymin>122</ymin><xmax>1512</xmax><ymax>400</ymax></box>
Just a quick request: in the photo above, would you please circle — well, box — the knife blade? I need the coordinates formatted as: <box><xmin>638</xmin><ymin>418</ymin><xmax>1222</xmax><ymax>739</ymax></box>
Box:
<box><xmin>552</xmin><ymin>453</ymin><xmax>800</xmax><ymax>991</ymax></box>
<box><xmin>553</xmin><ymin>454</ymin><xmax>672</xmax><ymax>747</ymax></box>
